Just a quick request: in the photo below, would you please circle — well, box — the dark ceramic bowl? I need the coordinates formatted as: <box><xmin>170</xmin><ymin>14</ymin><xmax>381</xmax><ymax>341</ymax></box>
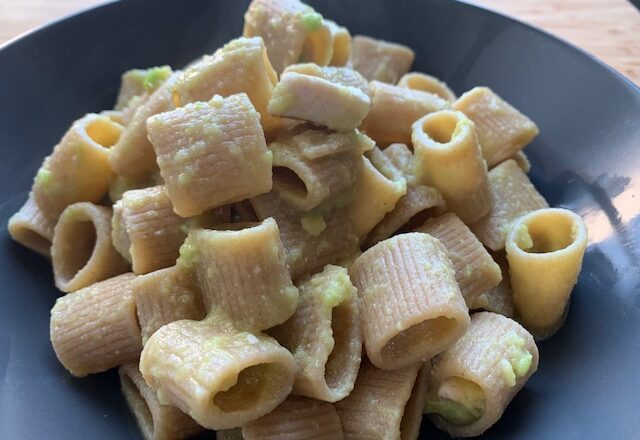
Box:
<box><xmin>0</xmin><ymin>0</ymin><xmax>639</xmax><ymax>439</ymax></box>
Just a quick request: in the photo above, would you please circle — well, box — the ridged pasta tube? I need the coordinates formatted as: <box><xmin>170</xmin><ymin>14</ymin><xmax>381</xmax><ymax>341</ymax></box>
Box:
<box><xmin>50</xmin><ymin>273</ymin><xmax>141</xmax><ymax>377</ymax></box>
<box><xmin>470</xmin><ymin>251</ymin><xmax>514</xmax><ymax>318</ymax></box>
<box><xmin>114</xmin><ymin>66</ymin><xmax>172</xmax><ymax>111</ymax></box>
<box><xmin>351</xmin><ymin>233</ymin><xmax>470</xmax><ymax>370</ymax></box>
<box><xmin>348</xmin><ymin>35</ymin><xmax>414</xmax><ymax>84</ymax></box>
<box><xmin>398</xmin><ymin>72</ymin><xmax>457</xmax><ymax>102</ymax></box>
<box><xmin>425</xmin><ymin>312</ymin><xmax>538</xmax><ymax>437</ymax></box>
<box><xmin>51</xmin><ymin>202</ymin><xmax>129</xmax><ymax>292</ymax></box>
<box><xmin>412</xmin><ymin>110</ymin><xmax>491</xmax><ymax>223</ymax></box>
<box><xmin>8</xmin><ymin>195</ymin><xmax>55</xmax><ymax>257</ymax></box>
<box><xmin>506</xmin><ymin>208</ymin><xmax>588</xmax><ymax>338</ymax></box>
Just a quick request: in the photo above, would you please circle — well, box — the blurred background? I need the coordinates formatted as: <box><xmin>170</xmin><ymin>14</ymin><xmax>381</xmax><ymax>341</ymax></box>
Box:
<box><xmin>0</xmin><ymin>0</ymin><xmax>638</xmax><ymax>85</ymax></box>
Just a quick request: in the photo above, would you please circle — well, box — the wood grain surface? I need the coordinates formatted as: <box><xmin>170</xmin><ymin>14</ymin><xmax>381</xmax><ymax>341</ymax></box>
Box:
<box><xmin>0</xmin><ymin>0</ymin><xmax>638</xmax><ymax>85</ymax></box>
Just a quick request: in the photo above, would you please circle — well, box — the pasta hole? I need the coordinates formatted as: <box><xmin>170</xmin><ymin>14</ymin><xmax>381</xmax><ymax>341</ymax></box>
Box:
<box><xmin>325</xmin><ymin>303</ymin><xmax>353</xmax><ymax>390</ymax></box>
<box><xmin>57</xmin><ymin>220</ymin><xmax>97</xmax><ymax>283</ymax></box>
<box><xmin>213</xmin><ymin>363</ymin><xmax>288</xmax><ymax>413</ymax></box>
<box><xmin>517</xmin><ymin>213</ymin><xmax>576</xmax><ymax>253</ymax></box>
<box><xmin>273</xmin><ymin>167</ymin><xmax>308</xmax><ymax>198</ymax></box>
<box><xmin>381</xmin><ymin>316</ymin><xmax>456</xmax><ymax>362</ymax></box>
<box><xmin>85</xmin><ymin>118</ymin><xmax>122</xmax><ymax>148</ymax></box>
<box><xmin>397</xmin><ymin>206</ymin><xmax>440</xmax><ymax>234</ymax></box>
<box><xmin>120</xmin><ymin>373</ymin><xmax>154</xmax><ymax>436</ymax></box>
<box><xmin>421</xmin><ymin>113</ymin><xmax>459</xmax><ymax>144</ymax></box>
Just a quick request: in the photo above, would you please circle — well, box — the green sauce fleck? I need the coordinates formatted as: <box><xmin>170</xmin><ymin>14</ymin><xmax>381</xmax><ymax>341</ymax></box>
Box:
<box><xmin>301</xmin><ymin>212</ymin><xmax>326</xmax><ymax>236</ymax></box>
<box><xmin>177</xmin><ymin>234</ymin><xmax>198</xmax><ymax>269</ymax></box>
<box><xmin>300</xmin><ymin>12</ymin><xmax>323</xmax><ymax>32</ymax></box>
<box><xmin>425</xmin><ymin>398</ymin><xmax>483</xmax><ymax>426</ymax></box>
<box><xmin>142</xmin><ymin>66</ymin><xmax>172</xmax><ymax>92</ymax></box>
<box><xmin>35</xmin><ymin>167</ymin><xmax>53</xmax><ymax>188</ymax></box>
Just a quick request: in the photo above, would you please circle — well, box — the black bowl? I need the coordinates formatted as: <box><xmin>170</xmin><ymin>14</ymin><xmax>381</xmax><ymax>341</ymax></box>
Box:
<box><xmin>0</xmin><ymin>1</ymin><xmax>639</xmax><ymax>439</ymax></box>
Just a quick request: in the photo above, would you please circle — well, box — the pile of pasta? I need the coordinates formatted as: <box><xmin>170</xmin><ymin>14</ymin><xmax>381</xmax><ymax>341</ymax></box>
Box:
<box><xmin>7</xmin><ymin>0</ymin><xmax>589</xmax><ymax>438</ymax></box>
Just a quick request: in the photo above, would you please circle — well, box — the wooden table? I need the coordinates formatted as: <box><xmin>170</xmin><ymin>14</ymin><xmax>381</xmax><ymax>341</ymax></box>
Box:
<box><xmin>1</xmin><ymin>0</ymin><xmax>639</xmax><ymax>85</ymax></box>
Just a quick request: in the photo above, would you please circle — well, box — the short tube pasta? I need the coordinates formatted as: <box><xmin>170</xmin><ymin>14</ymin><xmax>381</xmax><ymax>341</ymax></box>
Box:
<box><xmin>8</xmin><ymin>195</ymin><xmax>55</xmax><ymax>257</ymax></box>
<box><xmin>398</xmin><ymin>72</ymin><xmax>457</xmax><ymax>103</ymax></box>
<box><xmin>412</xmin><ymin>110</ymin><xmax>491</xmax><ymax>223</ymax></box>
<box><xmin>505</xmin><ymin>208</ymin><xmax>588</xmax><ymax>338</ymax></box>
<box><xmin>50</xmin><ymin>273</ymin><xmax>141</xmax><ymax>377</ymax></box>
<box><xmin>351</xmin><ymin>233</ymin><xmax>470</xmax><ymax>370</ymax></box>
<box><xmin>425</xmin><ymin>312</ymin><xmax>539</xmax><ymax>438</ymax></box>
<box><xmin>119</xmin><ymin>363</ymin><xmax>203</xmax><ymax>440</ymax></box>
<box><xmin>51</xmin><ymin>202</ymin><xmax>129</xmax><ymax>292</ymax></box>
<box><xmin>470</xmin><ymin>251</ymin><xmax>515</xmax><ymax>318</ymax></box>
<box><xmin>348</xmin><ymin>35</ymin><xmax>414</xmax><ymax>84</ymax></box>
<box><xmin>139</xmin><ymin>317</ymin><xmax>296</xmax><ymax>430</ymax></box>
<box><xmin>325</xmin><ymin>20</ymin><xmax>351</xmax><ymax>66</ymax></box>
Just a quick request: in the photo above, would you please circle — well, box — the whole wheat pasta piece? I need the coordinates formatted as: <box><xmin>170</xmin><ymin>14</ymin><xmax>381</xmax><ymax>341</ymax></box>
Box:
<box><xmin>349</xmin><ymin>149</ymin><xmax>407</xmax><ymax>239</ymax></box>
<box><xmin>505</xmin><ymin>150</ymin><xmax>531</xmax><ymax>173</ymax></box>
<box><xmin>133</xmin><ymin>265</ymin><xmax>205</xmax><ymax>345</ymax></box>
<box><xmin>348</xmin><ymin>35</ymin><xmax>414</xmax><ymax>84</ymax></box>
<box><xmin>351</xmin><ymin>233</ymin><xmax>470</xmax><ymax>370</ymax></box>
<box><xmin>139</xmin><ymin>316</ymin><xmax>296</xmax><ymax>430</ymax></box>
<box><xmin>7</xmin><ymin>195</ymin><xmax>55</xmax><ymax>257</ymax></box>
<box><xmin>469</xmin><ymin>159</ymin><xmax>548</xmax><ymax>251</ymax></box>
<box><xmin>398</xmin><ymin>72</ymin><xmax>457</xmax><ymax>102</ymax></box>
<box><xmin>325</xmin><ymin>19</ymin><xmax>351</xmax><ymax>66</ymax></box>
<box><xmin>50</xmin><ymin>273</ymin><xmax>141</xmax><ymax>377</ymax></box>
<box><xmin>269</xmin><ymin>265</ymin><xmax>361</xmax><ymax>402</ymax></box>
<box><xmin>412</xmin><ymin>110</ymin><xmax>491</xmax><ymax>223</ymax></box>
<box><xmin>119</xmin><ymin>363</ymin><xmax>203</xmax><ymax>440</ymax></box>
<box><xmin>400</xmin><ymin>364</ymin><xmax>430</xmax><ymax>440</ymax></box>
<box><xmin>269</xmin><ymin>126</ymin><xmax>371</xmax><ymax>211</ymax></box>
<box><xmin>361</xmin><ymin>81</ymin><xmax>449</xmax><ymax>147</ymax></box>
<box><xmin>334</xmin><ymin>358</ymin><xmax>421</xmax><ymax>440</ymax></box>
<box><xmin>52</xmin><ymin>202</ymin><xmax>129</xmax><ymax>292</ymax></box>
<box><xmin>250</xmin><ymin>191</ymin><xmax>360</xmax><ymax>280</ymax></box>
<box><xmin>243</xmin><ymin>0</ymin><xmax>332</xmax><ymax>74</ymax></box>
<box><xmin>177</xmin><ymin>218</ymin><xmax>299</xmax><ymax>331</ymax></box>
<box><xmin>415</xmin><ymin>212</ymin><xmax>502</xmax><ymax>307</ymax></box>
<box><xmin>452</xmin><ymin>87</ymin><xmax>539</xmax><ymax>167</ymax></box>
<box><xmin>109</xmin><ymin>172</ymin><xmax>163</xmax><ymax>203</ymax></box>
<box><xmin>469</xmin><ymin>251</ymin><xmax>514</xmax><ymax>318</ymax></box>
<box><xmin>114</xmin><ymin>66</ymin><xmax>172</xmax><ymax>111</ymax></box>
<box><xmin>268</xmin><ymin>64</ymin><xmax>370</xmax><ymax>131</ymax></box>
<box><xmin>383</xmin><ymin>143</ymin><xmax>416</xmax><ymax>183</ymax></box>
<box><xmin>33</xmin><ymin>113</ymin><xmax>122</xmax><ymax>222</ymax></box>
<box><xmin>242</xmin><ymin>396</ymin><xmax>345</xmax><ymax>440</ymax></box>
<box><xmin>425</xmin><ymin>312</ymin><xmax>538</xmax><ymax>438</ymax></box>
<box><xmin>147</xmin><ymin>93</ymin><xmax>272</xmax><ymax>217</ymax></box>
<box><xmin>506</xmin><ymin>208</ymin><xmax>588</xmax><ymax>339</ymax></box>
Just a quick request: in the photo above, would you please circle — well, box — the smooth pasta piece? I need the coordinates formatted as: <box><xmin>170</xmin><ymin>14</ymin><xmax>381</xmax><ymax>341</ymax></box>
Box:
<box><xmin>470</xmin><ymin>252</ymin><xmax>514</xmax><ymax>318</ymax></box>
<box><xmin>114</xmin><ymin>66</ymin><xmax>172</xmax><ymax>111</ymax></box>
<box><xmin>351</xmin><ymin>233</ymin><xmax>470</xmax><ymax>370</ymax></box>
<box><xmin>33</xmin><ymin>113</ymin><xmax>122</xmax><ymax>222</ymax></box>
<box><xmin>425</xmin><ymin>312</ymin><xmax>538</xmax><ymax>437</ymax></box>
<box><xmin>243</xmin><ymin>0</ymin><xmax>332</xmax><ymax>73</ymax></box>
<box><xmin>50</xmin><ymin>273</ymin><xmax>141</xmax><ymax>377</ymax></box>
<box><xmin>243</xmin><ymin>396</ymin><xmax>345</xmax><ymax>440</ymax></box>
<box><xmin>416</xmin><ymin>212</ymin><xmax>502</xmax><ymax>307</ymax></box>
<box><xmin>349</xmin><ymin>150</ymin><xmax>407</xmax><ymax>239</ymax></box>
<box><xmin>119</xmin><ymin>363</ymin><xmax>203</xmax><ymax>440</ymax></box>
<box><xmin>361</xmin><ymin>81</ymin><xmax>449</xmax><ymax>146</ymax></box>
<box><xmin>268</xmin><ymin>64</ymin><xmax>370</xmax><ymax>132</ymax></box>
<box><xmin>139</xmin><ymin>317</ymin><xmax>296</xmax><ymax>430</ymax></box>
<box><xmin>412</xmin><ymin>110</ymin><xmax>491</xmax><ymax>223</ymax></box>
<box><xmin>398</xmin><ymin>72</ymin><xmax>457</xmax><ymax>102</ymax></box>
<box><xmin>269</xmin><ymin>265</ymin><xmax>361</xmax><ymax>402</ymax></box>
<box><xmin>178</xmin><ymin>218</ymin><xmax>299</xmax><ymax>331</ymax></box>
<box><xmin>452</xmin><ymin>87</ymin><xmax>539</xmax><ymax>167</ymax></box>
<box><xmin>133</xmin><ymin>265</ymin><xmax>205</xmax><ymax>345</ymax></box>
<box><xmin>505</xmin><ymin>208</ymin><xmax>588</xmax><ymax>338</ymax></box>
<box><xmin>269</xmin><ymin>126</ymin><xmax>372</xmax><ymax>211</ymax></box>
<box><xmin>147</xmin><ymin>93</ymin><xmax>272</xmax><ymax>217</ymax></box>
<box><xmin>348</xmin><ymin>35</ymin><xmax>414</xmax><ymax>84</ymax></box>
<box><xmin>325</xmin><ymin>20</ymin><xmax>351</xmax><ymax>66</ymax></box>
<box><xmin>334</xmin><ymin>359</ymin><xmax>422</xmax><ymax>440</ymax></box>
<box><xmin>250</xmin><ymin>191</ymin><xmax>360</xmax><ymax>280</ymax></box>
<box><xmin>469</xmin><ymin>159</ymin><xmax>548</xmax><ymax>251</ymax></box>
<box><xmin>7</xmin><ymin>195</ymin><xmax>55</xmax><ymax>257</ymax></box>
<box><xmin>52</xmin><ymin>202</ymin><xmax>129</xmax><ymax>292</ymax></box>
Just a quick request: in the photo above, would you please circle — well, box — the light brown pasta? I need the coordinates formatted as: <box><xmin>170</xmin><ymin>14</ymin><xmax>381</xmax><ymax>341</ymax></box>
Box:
<box><xmin>268</xmin><ymin>64</ymin><xmax>370</xmax><ymax>131</ymax></box>
<box><xmin>361</xmin><ymin>81</ymin><xmax>449</xmax><ymax>146</ymax></box>
<box><xmin>243</xmin><ymin>0</ymin><xmax>332</xmax><ymax>74</ymax></box>
<box><xmin>139</xmin><ymin>316</ymin><xmax>296</xmax><ymax>430</ymax></box>
<box><xmin>325</xmin><ymin>19</ymin><xmax>351</xmax><ymax>66</ymax></box>
<box><xmin>351</xmin><ymin>233</ymin><xmax>470</xmax><ymax>370</ymax></box>
<box><xmin>119</xmin><ymin>363</ymin><xmax>203</xmax><ymax>440</ymax></box>
<box><xmin>425</xmin><ymin>312</ymin><xmax>538</xmax><ymax>438</ymax></box>
<box><xmin>398</xmin><ymin>72</ymin><xmax>457</xmax><ymax>102</ymax></box>
<box><xmin>108</xmin><ymin>172</ymin><xmax>163</xmax><ymax>203</ymax></box>
<box><xmin>508</xmin><ymin>150</ymin><xmax>531</xmax><ymax>173</ymax></box>
<box><xmin>7</xmin><ymin>195</ymin><xmax>55</xmax><ymax>257</ymax></box>
<box><xmin>400</xmin><ymin>364</ymin><xmax>430</xmax><ymax>440</ymax></box>
<box><xmin>133</xmin><ymin>265</ymin><xmax>205</xmax><ymax>345</ymax></box>
<box><xmin>452</xmin><ymin>87</ymin><xmax>539</xmax><ymax>167</ymax></box>
<box><xmin>383</xmin><ymin>143</ymin><xmax>416</xmax><ymax>182</ymax></box>
<box><xmin>269</xmin><ymin>265</ymin><xmax>361</xmax><ymax>402</ymax></box>
<box><xmin>469</xmin><ymin>159</ymin><xmax>548</xmax><ymax>251</ymax></box>
<box><xmin>51</xmin><ymin>202</ymin><xmax>129</xmax><ymax>292</ymax></box>
<box><xmin>114</xmin><ymin>66</ymin><xmax>172</xmax><ymax>111</ymax></box>
<box><xmin>50</xmin><ymin>273</ymin><xmax>141</xmax><ymax>377</ymax></box>
<box><xmin>412</xmin><ymin>110</ymin><xmax>491</xmax><ymax>223</ymax></box>
<box><xmin>147</xmin><ymin>93</ymin><xmax>272</xmax><ymax>217</ymax></box>
<box><xmin>178</xmin><ymin>218</ymin><xmax>299</xmax><ymax>331</ymax></box>
<box><xmin>348</xmin><ymin>35</ymin><xmax>414</xmax><ymax>84</ymax></box>
<box><xmin>469</xmin><ymin>251</ymin><xmax>514</xmax><ymax>318</ymax></box>
<box><xmin>33</xmin><ymin>113</ymin><xmax>122</xmax><ymax>222</ymax></box>
<box><xmin>334</xmin><ymin>359</ymin><xmax>421</xmax><ymax>440</ymax></box>
<box><xmin>416</xmin><ymin>212</ymin><xmax>502</xmax><ymax>307</ymax></box>
<box><xmin>242</xmin><ymin>396</ymin><xmax>345</xmax><ymax>440</ymax></box>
